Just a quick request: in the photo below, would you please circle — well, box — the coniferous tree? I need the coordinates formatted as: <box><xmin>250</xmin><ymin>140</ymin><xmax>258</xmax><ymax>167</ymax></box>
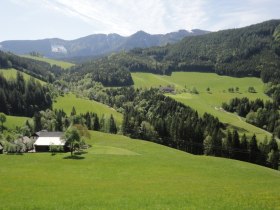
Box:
<box><xmin>267</xmin><ymin>135</ymin><xmax>280</xmax><ymax>169</ymax></box>
<box><xmin>109</xmin><ymin>114</ymin><xmax>117</xmax><ymax>134</ymax></box>
<box><xmin>249</xmin><ymin>134</ymin><xmax>259</xmax><ymax>163</ymax></box>
<box><xmin>232</xmin><ymin>130</ymin><xmax>240</xmax><ymax>159</ymax></box>
<box><xmin>240</xmin><ymin>134</ymin><xmax>248</xmax><ymax>161</ymax></box>
<box><xmin>93</xmin><ymin>114</ymin><xmax>100</xmax><ymax>131</ymax></box>
<box><xmin>71</xmin><ymin>106</ymin><xmax>77</xmax><ymax>116</ymax></box>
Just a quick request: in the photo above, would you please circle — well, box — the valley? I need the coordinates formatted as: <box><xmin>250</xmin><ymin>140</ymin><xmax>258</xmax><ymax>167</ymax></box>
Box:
<box><xmin>0</xmin><ymin>17</ymin><xmax>280</xmax><ymax>210</ymax></box>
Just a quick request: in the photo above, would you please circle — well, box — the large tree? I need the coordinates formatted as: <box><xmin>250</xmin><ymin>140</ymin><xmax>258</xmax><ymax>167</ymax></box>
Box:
<box><xmin>64</xmin><ymin>127</ymin><xmax>81</xmax><ymax>156</ymax></box>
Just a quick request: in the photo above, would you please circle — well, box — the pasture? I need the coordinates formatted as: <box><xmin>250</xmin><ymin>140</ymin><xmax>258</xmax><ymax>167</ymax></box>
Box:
<box><xmin>132</xmin><ymin>72</ymin><xmax>271</xmax><ymax>139</ymax></box>
<box><xmin>3</xmin><ymin>114</ymin><xmax>31</xmax><ymax>130</ymax></box>
<box><xmin>0</xmin><ymin>131</ymin><xmax>279</xmax><ymax>209</ymax></box>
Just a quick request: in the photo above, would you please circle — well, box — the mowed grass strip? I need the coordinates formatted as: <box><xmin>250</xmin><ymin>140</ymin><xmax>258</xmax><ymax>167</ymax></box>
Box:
<box><xmin>53</xmin><ymin>93</ymin><xmax>123</xmax><ymax>125</ymax></box>
<box><xmin>0</xmin><ymin>131</ymin><xmax>279</xmax><ymax>210</ymax></box>
<box><xmin>132</xmin><ymin>72</ymin><xmax>271</xmax><ymax>139</ymax></box>
<box><xmin>22</xmin><ymin>55</ymin><xmax>75</xmax><ymax>69</ymax></box>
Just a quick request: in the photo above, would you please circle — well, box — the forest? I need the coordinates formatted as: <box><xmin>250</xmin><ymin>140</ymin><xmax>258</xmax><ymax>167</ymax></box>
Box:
<box><xmin>0</xmin><ymin>72</ymin><xmax>52</xmax><ymax>117</ymax></box>
<box><xmin>0</xmin><ymin>51</ymin><xmax>62</xmax><ymax>82</ymax></box>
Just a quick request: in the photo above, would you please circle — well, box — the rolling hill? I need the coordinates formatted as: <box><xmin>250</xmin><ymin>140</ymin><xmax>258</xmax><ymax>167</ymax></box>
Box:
<box><xmin>0</xmin><ymin>29</ymin><xmax>209</xmax><ymax>60</ymax></box>
<box><xmin>132</xmin><ymin>72</ymin><xmax>272</xmax><ymax>140</ymax></box>
<box><xmin>0</xmin><ymin>131</ymin><xmax>279</xmax><ymax>209</ymax></box>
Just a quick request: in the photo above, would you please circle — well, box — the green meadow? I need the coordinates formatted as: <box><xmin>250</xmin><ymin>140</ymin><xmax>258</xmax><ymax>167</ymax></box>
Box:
<box><xmin>132</xmin><ymin>72</ymin><xmax>271</xmax><ymax>139</ymax></box>
<box><xmin>0</xmin><ymin>131</ymin><xmax>279</xmax><ymax>210</ymax></box>
<box><xmin>22</xmin><ymin>55</ymin><xmax>75</xmax><ymax>69</ymax></box>
<box><xmin>53</xmin><ymin>93</ymin><xmax>123</xmax><ymax>125</ymax></box>
<box><xmin>0</xmin><ymin>68</ymin><xmax>45</xmax><ymax>84</ymax></box>
<box><xmin>4</xmin><ymin>114</ymin><xmax>31</xmax><ymax>129</ymax></box>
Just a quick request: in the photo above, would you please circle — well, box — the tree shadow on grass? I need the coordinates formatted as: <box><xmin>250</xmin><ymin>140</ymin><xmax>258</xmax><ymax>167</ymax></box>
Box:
<box><xmin>74</xmin><ymin>151</ymin><xmax>88</xmax><ymax>155</ymax></box>
<box><xmin>63</xmin><ymin>155</ymin><xmax>85</xmax><ymax>160</ymax></box>
<box><xmin>7</xmin><ymin>153</ymin><xmax>24</xmax><ymax>155</ymax></box>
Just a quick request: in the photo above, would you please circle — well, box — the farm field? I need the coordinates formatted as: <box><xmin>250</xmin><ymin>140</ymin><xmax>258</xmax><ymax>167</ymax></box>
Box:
<box><xmin>0</xmin><ymin>68</ymin><xmax>45</xmax><ymax>84</ymax></box>
<box><xmin>0</xmin><ymin>131</ymin><xmax>279</xmax><ymax>210</ymax></box>
<box><xmin>132</xmin><ymin>72</ymin><xmax>271</xmax><ymax>139</ymax></box>
<box><xmin>53</xmin><ymin>93</ymin><xmax>123</xmax><ymax>125</ymax></box>
<box><xmin>22</xmin><ymin>55</ymin><xmax>75</xmax><ymax>69</ymax></box>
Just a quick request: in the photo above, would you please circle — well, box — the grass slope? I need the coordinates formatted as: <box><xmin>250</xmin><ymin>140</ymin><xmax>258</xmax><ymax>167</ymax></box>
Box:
<box><xmin>4</xmin><ymin>115</ymin><xmax>31</xmax><ymax>129</ymax></box>
<box><xmin>22</xmin><ymin>55</ymin><xmax>75</xmax><ymax>69</ymax></box>
<box><xmin>0</xmin><ymin>68</ymin><xmax>45</xmax><ymax>84</ymax></box>
<box><xmin>53</xmin><ymin>93</ymin><xmax>123</xmax><ymax>125</ymax></box>
<box><xmin>132</xmin><ymin>72</ymin><xmax>271</xmax><ymax>139</ymax></box>
<box><xmin>0</xmin><ymin>131</ymin><xmax>279</xmax><ymax>209</ymax></box>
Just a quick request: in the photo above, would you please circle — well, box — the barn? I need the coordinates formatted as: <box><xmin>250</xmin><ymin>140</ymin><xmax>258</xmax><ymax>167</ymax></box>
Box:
<box><xmin>34</xmin><ymin>131</ymin><xmax>66</xmax><ymax>152</ymax></box>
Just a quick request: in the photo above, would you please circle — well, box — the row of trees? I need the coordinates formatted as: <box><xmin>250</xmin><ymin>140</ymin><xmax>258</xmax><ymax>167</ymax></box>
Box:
<box><xmin>33</xmin><ymin>108</ymin><xmax>118</xmax><ymax>134</ymax></box>
<box><xmin>204</xmin><ymin>130</ymin><xmax>279</xmax><ymax>169</ymax></box>
<box><xmin>0</xmin><ymin>72</ymin><xmax>52</xmax><ymax>117</ymax></box>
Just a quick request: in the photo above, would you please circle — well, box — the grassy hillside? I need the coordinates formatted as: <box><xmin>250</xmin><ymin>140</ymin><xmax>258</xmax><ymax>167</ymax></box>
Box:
<box><xmin>0</xmin><ymin>131</ymin><xmax>279</xmax><ymax>209</ymax></box>
<box><xmin>4</xmin><ymin>115</ymin><xmax>31</xmax><ymax>129</ymax></box>
<box><xmin>0</xmin><ymin>68</ymin><xmax>45</xmax><ymax>84</ymax></box>
<box><xmin>132</xmin><ymin>72</ymin><xmax>271</xmax><ymax>139</ymax></box>
<box><xmin>22</xmin><ymin>55</ymin><xmax>75</xmax><ymax>69</ymax></box>
<box><xmin>53</xmin><ymin>93</ymin><xmax>123</xmax><ymax>125</ymax></box>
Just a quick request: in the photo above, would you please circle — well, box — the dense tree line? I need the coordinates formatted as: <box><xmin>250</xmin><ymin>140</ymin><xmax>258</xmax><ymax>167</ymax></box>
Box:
<box><xmin>222</xmin><ymin>97</ymin><xmax>280</xmax><ymax>138</ymax></box>
<box><xmin>216</xmin><ymin>131</ymin><xmax>279</xmax><ymax>169</ymax></box>
<box><xmin>68</xmin><ymin>55</ymin><xmax>133</xmax><ymax>87</ymax></box>
<box><xmin>0</xmin><ymin>50</ymin><xmax>62</xmax><ymax>82</ymax></box>
<box><xmin>0</xmin><ymin>72</ymin><xmax>52</xmax><ymax>117</ymax></box>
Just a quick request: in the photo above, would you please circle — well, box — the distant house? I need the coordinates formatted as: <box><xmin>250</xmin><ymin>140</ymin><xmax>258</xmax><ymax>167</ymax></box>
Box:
<box><xmin>34</xmin><ymin>131</ymin><xmax>66</xmax><ymax>152</ymax></box>
<box><xmin>160</xmin><ymin>86</ymin><xmax>175</xmax><ymax>93</ymax></box>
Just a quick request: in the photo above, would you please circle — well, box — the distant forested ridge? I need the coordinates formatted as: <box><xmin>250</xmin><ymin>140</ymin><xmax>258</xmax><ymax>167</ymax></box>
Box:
<box><xmin>68</xmin><ymin>56</ymin><xmax>134</xmax><ymax>86</ymax></box>
<box><xmin>70</xmin><ymin>20</ymin><xmax>280</xmax><ymax>87</ymax></box>
<box><xmin>0</xmin><ymin>51</ymin><xmax>62</xmax><ymax>82</ymax></box>
<box><xmin>0</xmin><ymin>30</ymin><xmax>209</xmax><ymax>60</ymax></box>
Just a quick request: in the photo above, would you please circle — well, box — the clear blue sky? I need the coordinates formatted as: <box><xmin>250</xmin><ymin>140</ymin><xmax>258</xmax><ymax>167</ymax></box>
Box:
<box><xmin>1</xmin><ymin>0</ymin><xmax>279</xmax><ymax>41</ymax></box>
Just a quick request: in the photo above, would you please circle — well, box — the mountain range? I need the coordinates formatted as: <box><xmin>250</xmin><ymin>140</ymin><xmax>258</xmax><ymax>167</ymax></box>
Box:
<box><xmin>0</xmin><ymin>29</ymin><xmax>209</xmax><ymax>59</ymax></box>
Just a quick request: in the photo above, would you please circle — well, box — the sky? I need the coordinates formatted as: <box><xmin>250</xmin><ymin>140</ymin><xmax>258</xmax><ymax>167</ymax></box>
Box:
<box><xmin>0</xmin><ymin>0</ymin><xmax>279</xmax><ymax>41</ymax></box>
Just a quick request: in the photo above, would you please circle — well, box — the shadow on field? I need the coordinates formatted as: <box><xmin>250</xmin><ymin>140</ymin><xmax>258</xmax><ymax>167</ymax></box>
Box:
<box><xmin>74</xmin><ymin>151</ymin><xmax>88</xmax><ymax>155</ymax></box>
<box><xmin>7</xmin><ymin>153</ymin><xmax>24</xmax><ymax>155</ymax></box>
<box><xmin>63</xmin><ymin>155</ymin><xmax>85</xmax><ymax>160</ymax></box>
